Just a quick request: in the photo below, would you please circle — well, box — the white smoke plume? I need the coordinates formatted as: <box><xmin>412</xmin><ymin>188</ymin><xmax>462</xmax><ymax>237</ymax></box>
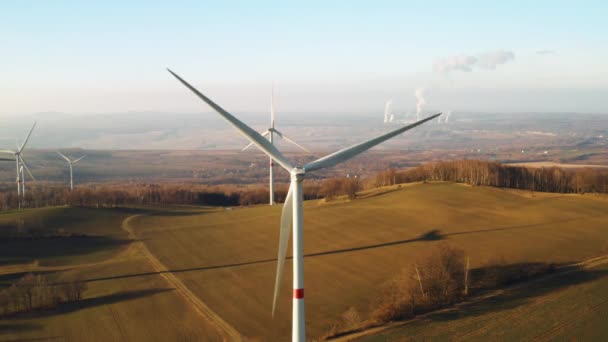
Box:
<box><xmin>433</xmin><ymin>50</ymin><xmax>515</xmax><ymax>74</ymax></box>
<box><xmin>383</xmin><ymin>99</ymin><xmax>393</xmax><ymax>123</ymax></box>
<box><xmin>445</xmin><ymin>110</ymin><xmax>452</xmax><ymax>123</ymax></box>
<box><xmin>414</xmin><ymin>87</ymin><xmax>426</xmax><ymax>121</ymax></box>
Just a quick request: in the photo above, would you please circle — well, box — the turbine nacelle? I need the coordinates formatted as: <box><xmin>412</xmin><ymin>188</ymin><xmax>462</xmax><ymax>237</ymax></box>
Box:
<box><xmin>290</xmin><ymin>167</ymin><xmax>306</xmax><ymax>179</ymax></box>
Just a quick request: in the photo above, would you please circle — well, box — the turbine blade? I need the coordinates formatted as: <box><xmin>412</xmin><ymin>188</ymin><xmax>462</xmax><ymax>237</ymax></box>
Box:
<box><xmin>72</xmin><ymin>155</ymin><xmax>87</xmax><ymax>164</ymax></box>
<box><xmin>0</xmin><ymin>150</ymin><xmax>16</xmax><ymax>155</ymax></box>
<box><xmin>277</xmin><ymin>132</ymin><xmax>310</xmax><ymax>153</ymax></box>
<box><xmin>272</xmin><ymin>183</ymin><xmax>294</xmax><ymax>316</ymax></box>
<box><xmin>241</xmin><ymin>141</ymin><xmax>255</xmax><ymax>152</ymax></box>
<box><xmin>19</xmin><ymin>156</ymin><xmax>36</xmax><ymax>183</ymax></box>
<box><xmin>57</xmin><ymin>151</ymin><xmax>71</xmax><ymax>163</ymax></box>
<box><xmin>241</xmin><ymin>131</ymin><xmax>269</xmax><ymax>151</ymax></box>
<box><xmin>167</xmin><ymin>69</ymin><xmax>293</xmax><ymax>171</ymax></box>
<box><xmin>304</xmin><ymin>113</ymin><xmax>441</xmax><ymax>172</ymax></box>
<box><xmin>19</xmin><ymin>122</ymin><xmax>37</xmax><ymax>152</ymax></box>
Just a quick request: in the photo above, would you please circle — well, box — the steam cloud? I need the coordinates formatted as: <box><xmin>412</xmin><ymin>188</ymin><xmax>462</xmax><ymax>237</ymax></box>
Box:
<box><xmin>433</xmin><ymin>50</ymin><xmax>515</xmax><ymax>74</ymax></box>
<box><xmin>383</xmin><ymin>99</ymin><xmax>393</xmax><ymax>123</ymax></box>
<box><xmin>414</xmin><ymin>87</ymin><xmax>426</xmax><ymax>121</ymax></box>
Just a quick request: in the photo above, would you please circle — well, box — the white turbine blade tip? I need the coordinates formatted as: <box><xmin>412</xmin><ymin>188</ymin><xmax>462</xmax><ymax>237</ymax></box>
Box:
<box><xmin>304</xmin><ymin>113</ymin><xmax>441</xmax><ymax>172</ymax></box>
<box><xmin>73</xmin><ymin>155</ymin><xmax>87</xmax><ymax>163</ymax></box>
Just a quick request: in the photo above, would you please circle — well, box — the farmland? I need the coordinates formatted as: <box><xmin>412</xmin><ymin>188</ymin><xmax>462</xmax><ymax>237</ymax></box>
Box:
<box><xmin>0</xmin><ymin>206</ymin><xmax>224</xmax><ymax>341</ymax></box>
<box><xmin>129</xmin><ymin>182</ymin><xmax>608</xmax><ymax>340</ymax></box>
<box><xmin>0</xmin><ymin>183</ymin><xmax>607</xmax><ymax>340</ymax></box>
<box><xmin>352</xmin><ymin>260</ymin><xmax>608</xmax><ymax>341</ymax></box>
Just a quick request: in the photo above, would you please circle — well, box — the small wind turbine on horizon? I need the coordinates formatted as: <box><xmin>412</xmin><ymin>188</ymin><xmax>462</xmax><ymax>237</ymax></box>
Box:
<box><xmin>242</xmin><ymin>87</ymin><xmax>310</xmax><ymax>205</ymax></box>
<box><xmin>167</xmin><ymin>68</ymin><xmax>440</xmax><ymax>342</ymax></box>
<box><xmin>57</xmin><ymin>152</ymin><xmax>86</xmax><ymax>191</ymax></box>
<box><xmin>0</xmin><ymin>123</ymin><xmax>38</xmax><ymax>208</ymax></box>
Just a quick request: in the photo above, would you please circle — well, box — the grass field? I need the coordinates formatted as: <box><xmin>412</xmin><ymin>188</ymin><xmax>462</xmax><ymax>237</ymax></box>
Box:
<box><xmin>0</xmin><ymin>206</ymin><xmax>134</xmax><ymax>266</ymax></box>
<box><xmin>129</xmin><ymin>182</ymin><xmax>608</xmax><ymax>340</ymax></box>
<box><xmin>0</xmin><ymin>206</ymin><xmax>224</xmax><ymax>341</ymax></box>
<box><xmin>353</xmin><ymin>260</ymin><xmax>608</xmax><ymax>341</ymax></box>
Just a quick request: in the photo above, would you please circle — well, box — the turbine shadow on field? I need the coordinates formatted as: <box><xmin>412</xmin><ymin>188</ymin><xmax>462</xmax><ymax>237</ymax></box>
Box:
<box><xmin>303</xmin><ymin>229</ymin><xmax>443</xmax><ymax>258</ymax></box>
<box><xmin>445</xmin><ymin>215</ymin><xmax>604</xmax><ymax>238</ymax></box>
<box><xmin>3</xmin><ymin>288</ymin><xmax>172</xmax><ymax>321</ymax></box>
<box><xmin>82</xmin><ymin>230</ymin><xmax>443</xmax><ymax>283</ymax></box>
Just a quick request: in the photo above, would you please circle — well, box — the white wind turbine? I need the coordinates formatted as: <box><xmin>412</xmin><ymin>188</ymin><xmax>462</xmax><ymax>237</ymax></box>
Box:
<box><xmin>168</xmin><ymin>69</ymin><xmax>440</xmax><ymax>342</ymax></box>
<box><xmin>0</xmin><ymin>123</ymin><xmax>38</xmax><ymax>208</ymax></box>
<box><xmin>242</xmin><ymin>87</ymin><xmax>310</xmax><ymax>205</ymax></box>
<box><xmin>57</xmin><ymin>152</ymin><xmax>86</xmax><ymax>191</ymax></box>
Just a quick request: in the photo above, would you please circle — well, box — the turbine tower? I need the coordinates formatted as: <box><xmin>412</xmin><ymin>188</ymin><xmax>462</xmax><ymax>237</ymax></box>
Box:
<box><xmin>242</xmin><ymin>87</ymin><xmax>309</xmax><ymax>205</ymax></box>
<box><xmin>57</xmin><ymin>152</ymin><xmax>86</xmax><ymax>191</ymax></box>
<box><xmin>0</xmin><ymin>123</ymin><xmax>38</xmax><ymax>208</ymax></box>
<box><xmin>168</xmin><ymin>69</ymin><xmax>440</xmax><ymax>342</ymax></box>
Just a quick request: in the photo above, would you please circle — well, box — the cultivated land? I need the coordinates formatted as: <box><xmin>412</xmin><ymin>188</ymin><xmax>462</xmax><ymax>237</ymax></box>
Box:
<box><xmin>127</xmin><ymin>182</ymin><xmax>608</xmax><ymax>340</ymax></box>
<box><xmin>0</xmin><ymin>183</ymin><xmax>607</xmax><ymax>341</ymax></box>
<box><xmin>0</xmin><ymin>206</ymin><xmax>224</xmax><ymax>341</ymax></box>
<box><xmin>351</xmin><ymin>260</ymin><xmax>608</xmax><ymax>341</ymax></box>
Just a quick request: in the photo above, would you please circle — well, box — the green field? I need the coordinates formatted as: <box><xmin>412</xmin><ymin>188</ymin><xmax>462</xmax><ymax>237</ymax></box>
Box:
<box><xmin>129</xmin><ymin>182</ymin><xmax>608</xmax><ymax>340</ymax></box>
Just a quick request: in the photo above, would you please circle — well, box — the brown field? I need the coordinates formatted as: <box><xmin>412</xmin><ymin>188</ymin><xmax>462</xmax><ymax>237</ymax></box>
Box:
<box><xmin>351</xmin><ymin>258</ymin><xmax>608</xmax><ymax>341</ymax></box>
<box><xmin>0</xmin><ymin>207</ymin><xmax>224</xmax><ymax>341</ymax></box>
<box><xmin>1</xmin><ymin>183</ymin><xmax>607</xmax><ymax>341</ymax></box>
<box><xmin>129</xmin><ymin>182</ymin><xmax>608</xmax><ymax>340</ymax></box>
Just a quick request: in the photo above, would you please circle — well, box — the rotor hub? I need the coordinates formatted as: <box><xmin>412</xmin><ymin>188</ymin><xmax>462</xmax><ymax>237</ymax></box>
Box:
<box><xmin>290</xmin><ymin>167</ymin><xmax>305</xmax><ymax>181</ymax></box>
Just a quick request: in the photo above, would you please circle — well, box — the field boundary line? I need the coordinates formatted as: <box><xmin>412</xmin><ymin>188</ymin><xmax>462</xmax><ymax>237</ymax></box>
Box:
<box><xmin>122</xmin><ymin>215</ymin><xmax>242</xmax><ymax>342</ymax></box>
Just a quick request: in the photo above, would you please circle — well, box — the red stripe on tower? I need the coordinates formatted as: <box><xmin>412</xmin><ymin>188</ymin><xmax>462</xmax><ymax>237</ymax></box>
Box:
<box><xmin>294</xmin><ymin>288</ymin><xmax>304</xmax><ymax>299</ymax></box>
<box><xmin>270</xmin><ymin>161</ymin><xmax>274</xmax><ymax>167</ymax></box>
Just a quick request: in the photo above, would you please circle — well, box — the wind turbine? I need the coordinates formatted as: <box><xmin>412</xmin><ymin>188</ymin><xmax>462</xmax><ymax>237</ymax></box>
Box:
<box><xmin>0</xmin><ymin>123</ymin><xmax>38</xmax><ymax>208</ymax></box>
<box><xmin>242</xmin><ymin>87</ymin><xmax>310</xmax><ymax>205</ymax></box>
<box><xmin>57</xmin><ymin>152</ymin><xmax>86</xmax><ymax>191</ymax></box>
<box><xmin>167</xmin><ymin>69</ymin><xmax>440</xmax><ymax>342</ymax></box>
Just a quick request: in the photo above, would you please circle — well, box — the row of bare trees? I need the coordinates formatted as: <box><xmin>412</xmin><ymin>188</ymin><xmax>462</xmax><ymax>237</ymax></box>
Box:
<box><xmin>0</xmin><ymin>183</ymin><xmax>325</xmax><ymax>210</ymax></box>
<box><xmin>0</xmin><ymin>273</ymin><xmax>87</xmax><ymax>316</ymax></box>
<box><xmin>375</xmin><ymin>160</ymin><xmax>608</xmax><ymax>194</ymax></box>
<box><xmin>0</xmin><ymin>160</ymin><xmax>606</xmax><ymax>210</ymax></box>
<box><xmin>323</xmin><ymin>245</ymin><xmax>558</xmax><ymax>339</ymax></box>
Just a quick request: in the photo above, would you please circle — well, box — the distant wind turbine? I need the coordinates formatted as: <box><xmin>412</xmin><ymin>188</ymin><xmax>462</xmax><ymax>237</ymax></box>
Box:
<box><xmin>168</xmin><ymin>68</ymin><xmax>440</xmax><ymax>342</ymax></box>
<box><xmin>242</xmin><ymin>87</ymin><xmax>309</xmax><ymax>205</ymax></box>
<box><xmin>0</xmin><ymin>123</ymin><xmax>38</xmax><ymax>208</ymax></box>
<box><xmin>57</xmin><ymin>152</ymin><xmax>86</xmax><ymax>191</ymax></box>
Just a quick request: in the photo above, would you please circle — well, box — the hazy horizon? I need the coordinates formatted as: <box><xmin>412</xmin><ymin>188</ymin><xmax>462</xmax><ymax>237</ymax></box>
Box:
<box><xmin>2</xmin><ymin>1</ymin><xmax>607</xmax><ymax>115</ymax></box>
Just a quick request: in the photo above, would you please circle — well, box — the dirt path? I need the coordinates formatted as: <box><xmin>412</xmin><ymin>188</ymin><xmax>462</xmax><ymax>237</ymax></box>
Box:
<box><xmin>122</xmin><ymin>215</ymin><xmax>242</xmax><ymax>342</ymax></box>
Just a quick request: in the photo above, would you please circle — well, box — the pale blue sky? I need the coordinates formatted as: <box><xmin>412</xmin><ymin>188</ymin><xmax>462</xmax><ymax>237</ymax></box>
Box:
<box><xmin>1</xmin><ymin>0</ymin><xmax>607</xmax><ymax>114</ymax></box>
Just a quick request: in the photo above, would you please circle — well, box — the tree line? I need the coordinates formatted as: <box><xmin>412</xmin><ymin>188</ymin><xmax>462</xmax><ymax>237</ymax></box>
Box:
<box><xmin>374</xmin><ymin>160</ymin><xmax>608</xmax><ymax>194</ymax></box>
<box><xmin>0</xmin><ymin>273</ymin><xmax>87</xmax><ymax>316</ymax></box>
<box><xmin>0</xmin><ymin>160</ymin><xmax>606</xmax><ymax>210</ymax></box>
<box><xmin>323</xmin><ymin>244</ymin><xmax>558</xmax><ymax>339</ymax></box>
